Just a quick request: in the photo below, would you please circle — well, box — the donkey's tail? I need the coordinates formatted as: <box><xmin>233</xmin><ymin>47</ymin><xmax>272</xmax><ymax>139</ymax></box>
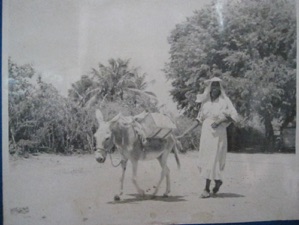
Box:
<box><xmin>171</xmin><ymin>135</ymin><xmax>181</xmax><ymax>169</ymax></box>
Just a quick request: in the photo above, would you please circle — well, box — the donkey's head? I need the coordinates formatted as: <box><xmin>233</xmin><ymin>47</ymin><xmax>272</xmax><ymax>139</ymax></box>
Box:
<box><xmin>94</xmin><ymin>109</ymin><xmax>114</xmax><ymax>163</ymax></box>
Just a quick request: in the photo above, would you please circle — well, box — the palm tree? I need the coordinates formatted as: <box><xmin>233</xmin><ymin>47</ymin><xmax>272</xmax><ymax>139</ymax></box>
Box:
<box><xmin>69</xmin><ymin>58</ymin><xmax>158</xmax><ymax>109</ymax></box>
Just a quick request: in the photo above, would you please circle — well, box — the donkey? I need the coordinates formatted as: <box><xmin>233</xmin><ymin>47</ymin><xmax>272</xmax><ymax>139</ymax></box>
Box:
<box><xmin>94</xmin><ymin>109</ymin><xmax>180</xmax><ymax>200</ymax></box>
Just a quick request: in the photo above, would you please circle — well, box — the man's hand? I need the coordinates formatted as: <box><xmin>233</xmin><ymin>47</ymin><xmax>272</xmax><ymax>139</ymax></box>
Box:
<box><xmin>211</xmin><ymin>122</ymin><xmax>220</xmax><ymax>128</ymax></box>
<box><xmin>223</xmin><ymin>111</ymin><xmax>230</xmax><ymax>117</ymax></box>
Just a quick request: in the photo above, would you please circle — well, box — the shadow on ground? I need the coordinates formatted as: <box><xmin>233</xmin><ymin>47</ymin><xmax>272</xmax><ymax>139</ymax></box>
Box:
<box><xmin>211</xmin><ymin>193</ymin><xmax>245</xmax><ymax>198</ymax></box>
<box><xmin>107</xmin><ymin>194</ymin><xmax>187</xmax><ymax>204</ymax></box>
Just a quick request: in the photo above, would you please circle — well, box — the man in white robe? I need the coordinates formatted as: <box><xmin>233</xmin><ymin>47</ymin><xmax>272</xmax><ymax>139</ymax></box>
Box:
<box><xmin>178</xmin><ymin>77</ymin><xmax>239</xmax><ymax>198</ymax></box>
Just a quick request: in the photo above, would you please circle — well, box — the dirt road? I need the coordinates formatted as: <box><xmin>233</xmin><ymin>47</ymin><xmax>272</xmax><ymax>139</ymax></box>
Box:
<box><xmin>4</xmin><ymin>152</ymin><xmax>299</xmax><ymax>225</ymax></box>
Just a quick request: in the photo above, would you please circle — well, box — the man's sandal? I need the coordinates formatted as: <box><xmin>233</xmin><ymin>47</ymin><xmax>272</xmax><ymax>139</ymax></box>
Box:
<box><xmin>213</xmin><ymin>180</ymin><xmax>223</xmax><ymax>194</ymax></box>
<box><xmin>200</xmin><ymin>190</ymin><xmax>210</xmax><ymax>198</ymax></box>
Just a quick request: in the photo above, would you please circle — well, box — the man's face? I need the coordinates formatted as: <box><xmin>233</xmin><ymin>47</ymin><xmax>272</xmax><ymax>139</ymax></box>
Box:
<box><xmin>210</xmin><ymin>81</ymin><xmax>221</xmax><ymax>99</ymax></box>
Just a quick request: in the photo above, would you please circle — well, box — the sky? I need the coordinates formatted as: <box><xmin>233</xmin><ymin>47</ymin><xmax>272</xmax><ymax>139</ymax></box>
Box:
<box><xmin>5</xmin><ymin>0</ymin><xmax>209</xmax><ymax>114</ymax></box>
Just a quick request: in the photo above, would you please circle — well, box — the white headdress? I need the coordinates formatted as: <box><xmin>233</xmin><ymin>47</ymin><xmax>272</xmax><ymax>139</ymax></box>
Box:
<box><xmin>196</xmin><ymin>77</ymin><xmax>225</xmax><ymax>103</ymax></box>
<box><xmin>196</xmin><ymin>77</ymin><xmax>239</xmax><ymax>122</ymax></box>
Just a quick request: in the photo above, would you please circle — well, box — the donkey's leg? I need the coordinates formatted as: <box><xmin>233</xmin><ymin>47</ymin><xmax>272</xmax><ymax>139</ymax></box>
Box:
<box><xmin>131</xmin><ymin>160</ymin><xmax>145</xmax><ymax>196</ymax></box>
<box><xmin>114</xmin><ymin>159</ymin><xmax>128</xmax><ymax>201</ymax></box>
<box><xmin>119</xmin><ymin>159</ymin><xmax>128</xmax><ymax>196</ymax></box>
<box><xmin>164</xmin><ymin>164</ymin><xmax>171</xmax><ymax>197</ymax></box>
<box><xmin>153</xmin><ymin>154</ymin><xmax>170</xmax><ymax>197</ymax></box>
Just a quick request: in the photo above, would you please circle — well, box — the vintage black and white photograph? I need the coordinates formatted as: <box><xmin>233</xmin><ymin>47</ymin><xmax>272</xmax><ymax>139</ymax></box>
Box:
<box><xmin>2</xmin><ymin>0</ymin><xmax>298</xmax><ymax>224</ymax></box>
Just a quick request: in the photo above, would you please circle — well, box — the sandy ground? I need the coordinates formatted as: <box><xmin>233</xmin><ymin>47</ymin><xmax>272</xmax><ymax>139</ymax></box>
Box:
<box><xmin>3</xmin><ymin>151</ymin><xmax>299</xmax><ymax>225</ymax></box>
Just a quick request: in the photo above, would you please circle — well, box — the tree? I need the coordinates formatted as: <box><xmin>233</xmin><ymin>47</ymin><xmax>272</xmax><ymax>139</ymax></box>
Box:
<box><xmin>8</xmin><ymin>58</ymin><xmax>37</xmax><ymax>151</ymax></box>
<box><xmin>68</xmin><ymin>75</ymin><xmax>98</xmax><ymax>107</ymax></box>
<box><xmin>31</xmin><ymin>76</ymin><xmax>98</xmax><ymax>154</ymax></box>
<box><xmin>68</xmin><ymin>58</ymin><xmax>158</xmax><ymax>113</ymax></box>
<box><xmin>164</xmin><ymin>0</ymin><xmax>296</xmax><ymax>150</ymax></box>
<box><xmin>9</xmin><ymin>59</ymin><xmax>98</xmax><ymax>155</ymax></box>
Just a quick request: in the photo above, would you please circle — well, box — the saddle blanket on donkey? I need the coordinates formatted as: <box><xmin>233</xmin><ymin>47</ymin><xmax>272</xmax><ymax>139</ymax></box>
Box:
<box><xmin>132</xmin><ymin>111</ymin><xmax>177</xmax><ymax>150</ymax></box>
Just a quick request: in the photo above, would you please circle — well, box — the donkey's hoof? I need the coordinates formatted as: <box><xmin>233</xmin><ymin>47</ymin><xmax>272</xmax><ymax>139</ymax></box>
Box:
<box><xmin>163</xmin><ymin>194</ymin><xmax>169</xmax><ymax>198</ymax></box>
<box><xmin>114</xmin><ymin>195</ymin><xmax>120</xmax><ymax>201</ymax></box>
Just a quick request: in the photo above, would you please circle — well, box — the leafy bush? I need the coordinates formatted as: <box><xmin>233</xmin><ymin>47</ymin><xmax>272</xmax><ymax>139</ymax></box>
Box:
<box><xmin>8</xmin><ymin>58</ymin><xmax>159</xmax><ymax>156</ymax></box>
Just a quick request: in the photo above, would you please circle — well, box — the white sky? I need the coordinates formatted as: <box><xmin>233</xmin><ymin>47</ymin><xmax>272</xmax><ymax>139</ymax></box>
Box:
<box><xmin>5</xmin><ymin>0</ymin><xmax>208</xmax><ymax>114</ymax></box>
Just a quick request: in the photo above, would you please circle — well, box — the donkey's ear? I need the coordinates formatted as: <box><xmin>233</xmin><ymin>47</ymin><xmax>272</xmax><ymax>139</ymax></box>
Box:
<box><xmin>95</xmin><ymin>109</ymin><xmax>104</xmax><ymax>123</ymax></box>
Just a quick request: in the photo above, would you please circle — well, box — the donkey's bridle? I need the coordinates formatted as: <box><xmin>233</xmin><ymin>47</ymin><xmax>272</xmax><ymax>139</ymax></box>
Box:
<box><xmin>95</xmin><ymin>145</ymin><xmax>121</xmax><ymax>168</ymax></box>
<box><xmin>95</xmin><ymin>147</ymin><xmax>112</xmax><ymax>154</ymax></box>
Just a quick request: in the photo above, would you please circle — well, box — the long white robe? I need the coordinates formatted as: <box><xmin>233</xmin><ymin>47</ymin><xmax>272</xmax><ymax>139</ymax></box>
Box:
<box><xmin>196</xmin><ymin>96</ymin><xmax>238</xmax><ymax>180</ymax></box>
